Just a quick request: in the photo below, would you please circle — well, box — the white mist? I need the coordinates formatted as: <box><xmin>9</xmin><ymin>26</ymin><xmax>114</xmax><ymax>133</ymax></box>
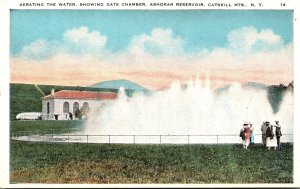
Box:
<box><xmin>84</xmin><ymin>78</ymin><xmax>293</xmax><ymax>144</ymax></box>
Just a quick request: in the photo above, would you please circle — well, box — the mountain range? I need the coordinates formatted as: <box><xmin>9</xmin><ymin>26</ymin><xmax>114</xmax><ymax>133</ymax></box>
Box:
<box><xmin>90</xmin><ymin>79</ymin><xmax>268</xmax><ymax>94</ymax></box>
<box><xmin>90</xmin><ymin>79</ymin><xmax>149</xmax><ymax>91</ymax></box>
<box><xmin>215</xmin><ymin>82</ymin><xmax>267</xmax><ymax>94</ymax></box>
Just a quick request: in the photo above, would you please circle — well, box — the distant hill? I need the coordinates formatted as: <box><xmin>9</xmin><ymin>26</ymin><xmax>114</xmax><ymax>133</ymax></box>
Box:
<box><xmin>215</xmin><ymin>82</ymin><xmax>267</xmax><ymax>94</ymax></box>
<box><xmin>90</xmin><ymin>79</ymin><xmax>148</xmax><ymax>91</ymax></box>
<box><xmin>243</xmin><ymin>82</ymin><xmax>267</xmax><ymax>89</ymax></box>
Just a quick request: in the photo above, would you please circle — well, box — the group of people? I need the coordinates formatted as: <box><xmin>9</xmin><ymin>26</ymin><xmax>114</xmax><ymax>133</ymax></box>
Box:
<box><xmin>261</xmin><ymin>121</ymin><xmax>282</xmax><ymax>150</ymax></box>
<box><xmin>240</xmin><ymin>121</ymin><xmax>282</xmax><ymax>150</ymax></box>
<box><xmin>240</xmin><ymin>122</ymin><xmax>254</xmax><ymax>149</ymax></box>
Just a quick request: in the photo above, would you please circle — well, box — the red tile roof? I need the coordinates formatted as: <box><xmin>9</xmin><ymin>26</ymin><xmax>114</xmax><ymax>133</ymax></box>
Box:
<box><xmin>43</xmin><ymin>90</ymin><xmax>117</xmax><ymax>100</ymax></box>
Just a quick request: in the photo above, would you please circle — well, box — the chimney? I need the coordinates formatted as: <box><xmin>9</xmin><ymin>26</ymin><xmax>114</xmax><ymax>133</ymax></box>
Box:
<box><xmin>51</xmin><ymin>88</ymin><xmax>55</xmax><ymax>96</ymax></box>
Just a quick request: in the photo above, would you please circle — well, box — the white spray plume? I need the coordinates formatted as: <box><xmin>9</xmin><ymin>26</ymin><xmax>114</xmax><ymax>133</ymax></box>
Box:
<box><xmin>84</xmin><ymin>77</ymin><xmax>293</xmax><ymax>143</ymax></box>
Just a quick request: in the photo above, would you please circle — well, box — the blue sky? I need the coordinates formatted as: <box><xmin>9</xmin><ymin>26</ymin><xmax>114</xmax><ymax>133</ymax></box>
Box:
<box><xmin>10</xmin><ymin>10</ymin><xmax>293</xmax><ymax>55</ymax></box>
<box><xmin>10</xmin><ymin>10</ymin><xmax>293</xmax><ymax>89</ymax></box>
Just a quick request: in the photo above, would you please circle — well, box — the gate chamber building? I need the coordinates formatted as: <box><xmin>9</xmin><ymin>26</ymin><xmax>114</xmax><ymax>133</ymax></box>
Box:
<box><xmin>41</xmin><ymin>89</ymin><xmax>117</xmax><ymax>120</ymax></box>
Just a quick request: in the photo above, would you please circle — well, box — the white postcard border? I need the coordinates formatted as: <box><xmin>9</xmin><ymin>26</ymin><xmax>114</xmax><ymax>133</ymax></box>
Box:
<box><xmin>1</xmin><ymin>0</ymin><xmax>299</xmax><ymax>188</ymax></box>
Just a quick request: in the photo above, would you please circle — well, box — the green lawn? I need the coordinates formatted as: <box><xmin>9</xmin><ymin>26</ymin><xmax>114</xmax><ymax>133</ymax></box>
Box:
<box><xmin>10</xmin><ymin>141</ymin><xmax>293</xmax><ymax>184</ymax></box>
<box><xmin>10</xmin><ymin>120</ymin><xmax>84</xmax><ymax>135</ymax></box>
<box><xmin>10</xmin><ymin>121</ymin><xmax>293</xmax><ymax>184</ymax></box>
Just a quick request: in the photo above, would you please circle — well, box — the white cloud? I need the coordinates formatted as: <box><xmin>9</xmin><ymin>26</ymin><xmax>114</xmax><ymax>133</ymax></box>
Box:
<box><xmin>18</xmin><ymin>39</ymin><xmax>60</xmax><ymax>60</ymax></box>
<box><xmin>12</xmin><ymin>25</ymin><xmax>293</xmax><ymax>89</ymax></box>
<box><xmin>15</xmin><ymin>26</ymin><xmax>292</xmax><ymax>79</ymax></box>
<box><xmin>63</xmin><ymin>26</ymin><xmax>107</xmax><ymax>50</ymax></box>
<box><xmin>227</xmin><ymin>26</ymin><xmax>284</xmax><ymax>54</ymax></box>
<box><xmin>129</xmin><ymin>28</ymin><xmax>184</xmax><ymax>56</ymax></box>
<box><xmin>17</xmin><ymin>26</ymin><xmax>287</xmax><ymax>61</ymax></box>
<box><xmin>17</xmin><ymin>26</ymin><xmax>108</xmax><ymax>60</ymax></box>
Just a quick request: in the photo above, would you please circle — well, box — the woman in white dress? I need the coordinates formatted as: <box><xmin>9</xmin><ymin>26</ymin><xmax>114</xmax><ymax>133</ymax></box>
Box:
<box><xmin>266</xmin><ymin>124</ymin><xmax>277</xmax><ymax>150</ymax></box>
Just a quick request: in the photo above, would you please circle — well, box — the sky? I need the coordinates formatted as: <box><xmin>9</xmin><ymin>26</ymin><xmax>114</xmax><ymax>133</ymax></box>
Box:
<box><xmin>10</xmin><ymin>10</ymin><xmax>294</xmax><ymax>90</ymax></box>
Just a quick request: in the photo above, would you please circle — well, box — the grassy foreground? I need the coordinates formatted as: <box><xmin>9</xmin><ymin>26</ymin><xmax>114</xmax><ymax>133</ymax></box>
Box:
<box><xmin>10</xmin><ymin>141</ymin><xmax>293</xmax><ymax>184</ymax></box>
<box><xmin>10</xmin><ymin>120</ymin><xmax>84</xmax><ymax>134</ymax></box>
<box><xmin>10</xmin><ymin>120</ymin><xmax>293</xmax><ymax>184</ymax></box>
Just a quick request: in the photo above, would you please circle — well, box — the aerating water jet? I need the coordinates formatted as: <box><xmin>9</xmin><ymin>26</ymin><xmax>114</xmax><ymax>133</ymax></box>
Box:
<box><xmin>84</xmin><ymin>77</ymin><xmax>293</xmax><ymax>144</ymax></box>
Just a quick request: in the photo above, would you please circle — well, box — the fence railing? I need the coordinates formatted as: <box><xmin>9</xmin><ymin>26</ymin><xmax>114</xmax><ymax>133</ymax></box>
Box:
<box><xmin>11</xmin><ymin>132</ymin><xmax>294</xmax><ymax>144</ymax></box>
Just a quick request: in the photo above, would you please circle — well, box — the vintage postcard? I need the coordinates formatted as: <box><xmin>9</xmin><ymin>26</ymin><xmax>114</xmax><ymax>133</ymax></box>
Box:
<box><xmin>0</xmin><ymin>0</ymin><xmax>299</xmax><ymax>187</ymax></box>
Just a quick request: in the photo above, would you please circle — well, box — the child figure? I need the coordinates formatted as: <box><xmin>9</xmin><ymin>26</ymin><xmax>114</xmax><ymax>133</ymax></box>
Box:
<box><xmin>274</xmin><ymin>121</ymin><xmax>282</xmax><ymax>150</ymax></box>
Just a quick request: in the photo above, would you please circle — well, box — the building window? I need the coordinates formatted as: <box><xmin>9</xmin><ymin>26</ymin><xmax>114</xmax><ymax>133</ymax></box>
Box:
<box><xmin>83</xmin><ymin>102</ymin><xmax>89</xmax><ymax>112</ymax></box>
<box><xmin>73</xmin><ymin>102</ymin><xmax>79</xmax><ymax>113</ymax></box>
<box><xmin>47</xmin><ymin>102</ymin><xmax>50</xmax><ymax>114</ymax></box>
<box><xmin>63</xmin><ymin>102</ymin><xmax>69</xmax><ymax>113</ymax></box>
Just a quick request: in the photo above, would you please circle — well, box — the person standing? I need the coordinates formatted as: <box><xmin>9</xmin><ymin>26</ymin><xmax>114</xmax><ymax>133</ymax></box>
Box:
<box><xmin>250</xmin><ymin>123</ymin><xmax>254</xmax><ymax>145</ymax></box>
<box><xmin>266</xmin><ymin>123</ymin><xmax>277</xmax><ymax>150</ymax></box>
<box><xmin>274</xmin><ymin>121</ymin><xmax>282</xmax><ymax>150</ymax></box>
<box><xmin>243</xmin><ymin>123</ymin><xmax>251</xmax><ymax>149</ymax></box>
<box><xmin>261</xmin><ymin>121</ymin><xmax>268</xmax><ymax>147</ymax></box>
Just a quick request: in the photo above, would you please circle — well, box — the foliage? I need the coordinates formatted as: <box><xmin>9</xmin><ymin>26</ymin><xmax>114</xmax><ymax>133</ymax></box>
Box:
<box><xmin>267</xmin><ymin>81</ymin><xmax>293</xmax><ymax>113</ymax></box>
<box><xmin>74</xmin><ymin>109</ymin><xmax>83</xmax><ymax>120</ymax></box>
<box><xmin>10</xmin><ymin>84</ymin><xmax>44</xmax><ymax>121</ymax></box>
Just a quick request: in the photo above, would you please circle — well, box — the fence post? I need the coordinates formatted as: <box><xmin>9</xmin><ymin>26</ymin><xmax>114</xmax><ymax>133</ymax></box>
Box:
<box><xmin>133</xmin><ymin>135</ymin><xmax>135</xmax><ymax>144</ymax></box>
